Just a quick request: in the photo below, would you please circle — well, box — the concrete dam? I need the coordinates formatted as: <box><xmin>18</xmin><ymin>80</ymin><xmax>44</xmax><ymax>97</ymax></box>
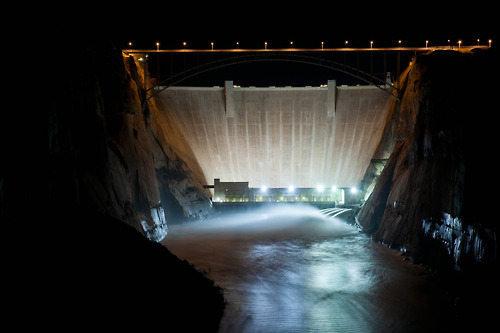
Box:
<box><xmin>155</xmin><ymin>80</ymin><xmax>391</xmax><ymax>191</ymax></box>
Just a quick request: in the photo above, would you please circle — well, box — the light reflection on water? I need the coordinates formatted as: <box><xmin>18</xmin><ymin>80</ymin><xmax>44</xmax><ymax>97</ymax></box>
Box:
<box><xmin>162</xmin><ymin>205</ymin><xmax>443</xmax><ymax>332</ymax></box>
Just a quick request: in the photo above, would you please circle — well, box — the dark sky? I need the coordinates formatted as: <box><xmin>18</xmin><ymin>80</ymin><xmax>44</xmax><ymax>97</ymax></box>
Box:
<box><xmin>107</xmin><ymin>3</ymin><xmax>496</xmax><ymax>50</ymax></box>
<box><xmin>52</xmin><ymin>3</ymin><xmax>497</xmax><ymax>86</ymax></box>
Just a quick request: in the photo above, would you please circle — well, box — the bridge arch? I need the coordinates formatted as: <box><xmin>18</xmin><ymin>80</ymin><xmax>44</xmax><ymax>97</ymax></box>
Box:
<box><xmin>145</xmin><ymin>53</ymin><xmax>399</xmax><ymax>100</ymax></box>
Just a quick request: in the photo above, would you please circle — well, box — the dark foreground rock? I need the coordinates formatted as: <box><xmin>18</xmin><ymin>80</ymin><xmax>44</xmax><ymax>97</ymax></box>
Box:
<box><xmin>55</xmin><ymin>211</ymin><xmax>225</xmax><ymax>330</ymax></box>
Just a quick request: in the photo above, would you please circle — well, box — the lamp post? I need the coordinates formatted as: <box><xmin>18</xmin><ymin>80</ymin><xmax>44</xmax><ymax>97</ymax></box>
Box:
<box><xmin>264</xmin><ymin>41</ymin><xmax>268</xmax><ymax>50</ymax></box>
<box><xmin>211</xmin><ymin>42</ymin><xmax>214</xmax><ymax>50</ymax></box>
<box><xmin>370</xmin><ymin>41</ymin><xmax>373</xmax><ymax>49</ymax></box>
<box><xmin>489</xmin><ymin>39</ymin><xmax>492</xmax><ymax>47</ymax></box>
<box><xmin>345</xmin><ymin>40</ymin><xmax>348</xmax><ymax>48</ymax></box>
<box><xmin>425</xmin><ymin>40</ymin><xmax>429</xmax><ymax>48</ymax></box>
<box><xmin>156</xmin><ymin>42</ymin><xmax>160</xmax><ymax>84</ymax></box>
<box><xmin>458</xmin><ymin>40</ymin><xmax>462</xmax><ymax>49</ymax></box>
<box><xmin>321</xmin><ymin>41</ymin><xmax>324</xmax><ymax>49</ymax></box>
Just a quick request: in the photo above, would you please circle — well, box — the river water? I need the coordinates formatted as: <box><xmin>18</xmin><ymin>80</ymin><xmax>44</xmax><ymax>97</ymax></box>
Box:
<box><xmin>162</xmin><ymin>205</ymin><xmax>445</xmax><ymax>332</ymax></box>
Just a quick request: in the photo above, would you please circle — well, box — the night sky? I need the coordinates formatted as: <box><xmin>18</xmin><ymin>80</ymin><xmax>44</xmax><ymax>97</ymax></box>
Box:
<box><xmin>53</xmin><ymin>3</ymin><xmax>497</xmax><ymax>86</ymax></box>
<box><xmin>109</xmin><ymin>3</ymin><xmax>496</xmax><ymax>49</ymax></box>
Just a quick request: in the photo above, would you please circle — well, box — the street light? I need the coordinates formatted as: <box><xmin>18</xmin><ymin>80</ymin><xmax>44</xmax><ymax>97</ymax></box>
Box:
<box><xmin>183</xmin><ymin>41</ymin><xmax>187</xmax><ymax>47</ymax></box>
<box><xmin>345</xmin><ymin>40</ymin><xmax>348</xmax><ymax>48</ymax></box>
<box><xmin>236</xmin><ymin>41</ymin><xmax>239</xmax><ymax>49</ymax></box>
<box><xmin>489</xmin><ymin>39</ymin><xmax>492</xmax><ymax>47</ymax></box>
<box><xmin>211</xmin><ymin>42</ymin><xmax>214</xmax><ymax>50</ymax></box>
<box><xmin>398</xmin><ymin>40</ymin><xmax>402</xmax><ymax>47</ymax></box>
<box><xmin>321</xmin><ymin>41</ymin><xmax>324</xmax><ymax>49</ymax></box>
<box><xmin>425</xmin><ymin>40</ymin><xmax>429</xmax><ymax>48</ymax></box>
<box><xmin>477</xmin><ymin>39</ymin><xmax>480</xmax><ymax>46</ymax></box>
<box><xmin>290</xmin><ymin>41</ymin><xmax>293</xmax><ymax>48</ymax></box>
<box><xmin>128</xmin><ymin>42</ymin><xmax>132</xmax><ymax>48</ymax></box>
<box><xmin>370</xmin><ymin>41</ymin><xmax>373</xmax><ymax>49</ymax></box>
<box><xmin>156</xmin><ymin>42</ymin><xmax>160</xmax><ymax>51</ymax></box>
<box><xmin>264</xmin><ymin>41</ymin><xmax>268</xmax><ymax>50</ymax></box>
<box><xmin>458</xmin><ymin>40</ymin><xmax>462</xmax><ymax>48</ymax></box>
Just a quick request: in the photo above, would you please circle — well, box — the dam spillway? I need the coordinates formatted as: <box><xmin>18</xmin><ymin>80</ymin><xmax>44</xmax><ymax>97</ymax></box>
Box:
<box><xmin>154</xmin><ymin>81</ymin><xmax>391</xmax><ymax>190</ymax></box>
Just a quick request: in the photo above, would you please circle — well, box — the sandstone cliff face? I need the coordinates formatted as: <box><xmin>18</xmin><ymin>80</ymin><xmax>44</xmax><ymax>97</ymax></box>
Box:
<box><xmin>45</xmin><ymin>38</ymin><xmax>224</xmax><ymax>330</ymax></box>
<box><xmin>48</xmin><ymin>41</ymin><xmax>212</xmax><ymax>241</ymax></box>
<box><xmin>357</xmin><ymin>49</ymin><xmax>498</xmax><ymax>270</ymax></box>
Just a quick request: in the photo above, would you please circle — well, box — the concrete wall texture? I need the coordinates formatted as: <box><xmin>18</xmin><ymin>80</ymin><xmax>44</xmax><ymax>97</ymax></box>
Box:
<box><xmin>155</xmin><ymin>81</ymin><xmax>391</xmax><ymax>189</ymax></box>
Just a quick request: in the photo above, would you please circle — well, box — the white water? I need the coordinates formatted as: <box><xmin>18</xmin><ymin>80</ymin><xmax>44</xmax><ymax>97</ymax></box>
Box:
<box><xmin>162</xmin><ymin>205</ymin><xmax>444</xmax><ymax>332</ymax></box>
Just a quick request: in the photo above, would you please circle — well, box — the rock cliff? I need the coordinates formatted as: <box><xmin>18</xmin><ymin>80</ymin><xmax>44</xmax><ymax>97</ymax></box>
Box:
<box><xmin>44</xmin><ymin>36</ymin><xmax>223</xmax><ymax>330</ymax></box>
<box><xmin>357</xmin><ymin>49</ymin><xmax>499</xmax><ymax>271</ymax></box>
<box><xmin>48</xmin><ymin>39</ymin><xmax>212</xmax><ymax>241</ymax></box>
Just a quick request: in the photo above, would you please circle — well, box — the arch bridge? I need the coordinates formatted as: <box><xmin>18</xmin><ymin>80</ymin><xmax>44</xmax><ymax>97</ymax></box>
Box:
<box><xmin>123</xmin><ymin>48</ymin><xmax>430</xmax><ymax>100</ymax></box>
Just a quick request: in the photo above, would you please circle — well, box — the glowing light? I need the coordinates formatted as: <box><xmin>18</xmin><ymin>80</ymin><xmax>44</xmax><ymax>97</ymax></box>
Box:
<box><xmin>288</xmin><ymin>185</ymin><xmax>295</xmax><ymax>193</ymax></box>
<box><xmin>350</xmin><ymin>187</ymin><xmax>358</xmax><ymax>194</ymax></box>
<box><xmin>261</xmin><ymin>186</ymin><xmax>267</xmax><ymax>192</ymax></box>
<box><xmin>331</xmin><ymin>186</ymin><xmax>337</xmax><ymax>191</ymax></box>
<box><xmin>317</xmin><ymin>185</ymin><xmax>324</xmax><ymax>192</ymax></box>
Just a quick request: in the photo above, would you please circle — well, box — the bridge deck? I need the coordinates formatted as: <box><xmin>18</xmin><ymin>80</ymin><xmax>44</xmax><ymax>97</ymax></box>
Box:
<box><xmin>124</xmin><ymin>45</ymin><xmax>487</xmax><ymax>54</ymax></box>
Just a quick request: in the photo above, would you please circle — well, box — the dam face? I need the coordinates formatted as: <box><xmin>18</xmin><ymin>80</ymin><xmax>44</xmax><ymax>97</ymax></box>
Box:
<box><xmin>155</xmin><ymin>81</ymin><xmax>391</xmax><ymax>189</ymax></box>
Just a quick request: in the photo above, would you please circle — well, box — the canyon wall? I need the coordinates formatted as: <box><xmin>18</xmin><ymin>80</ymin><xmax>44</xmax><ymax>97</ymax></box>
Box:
<box><xmin>357</xmin><ymin>49</ymin><xmax>498</xmax><ymax>271</ymax></box>
<box><xmin>48</xmin><ymin>40</ymin><xmax>212</xmax><ymax>241</ymax></box>
<box><xmin>45</xmin><ymin>38</ymin><xmax>224</xmax><ymax>330</ymax></box>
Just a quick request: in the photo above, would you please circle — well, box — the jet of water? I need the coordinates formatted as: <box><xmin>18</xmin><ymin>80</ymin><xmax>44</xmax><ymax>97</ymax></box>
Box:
<box><xmin>166</xmin><ymin>203</ymin><xmax>357</xmax><ymax>240</ymax></box>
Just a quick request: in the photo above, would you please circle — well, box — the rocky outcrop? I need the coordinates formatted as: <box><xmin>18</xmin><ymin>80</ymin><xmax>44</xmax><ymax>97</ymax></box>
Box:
<box><xmin>357</xmin><ymin>49</ymin><xmax>498</xmax><ymax>270</ymax></box>
<box><xmin>48</xmin><ymin>39</ymin><xmax>212</xmax><ymax>241</ymax></box>
<box><xmin>46</xmin><ymin>36</ymin><xmax>224</xmax><ymax>330</ymax></box>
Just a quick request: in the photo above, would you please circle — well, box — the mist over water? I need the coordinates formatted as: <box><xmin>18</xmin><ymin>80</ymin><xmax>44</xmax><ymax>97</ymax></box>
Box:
<box><xmin>163</xmin><ymin>204</ymin><xmax>444</xmax><ymax>332</ymax></box>
<box><xmin>169</xmin><ymin>204</ymin><xmax>355</xmax><ymax>239</ymax></box>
